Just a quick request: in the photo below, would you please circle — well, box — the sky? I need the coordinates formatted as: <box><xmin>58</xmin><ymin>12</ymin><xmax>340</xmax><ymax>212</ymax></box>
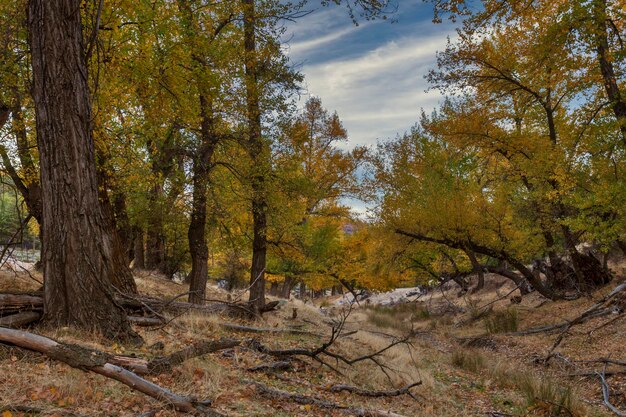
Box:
<box><xmin>282</xmin><ymin>1</ymin><xmax>458</xmax><ymax>215</ymax></box>
<box><xmin>283</xmin><ymin>0</ymin><xmax>458</xmax><ymax>149</ymax></box>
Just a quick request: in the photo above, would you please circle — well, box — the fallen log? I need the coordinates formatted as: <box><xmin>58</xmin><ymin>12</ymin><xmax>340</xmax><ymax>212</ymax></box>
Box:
<box><xmin>0</xmin><ymin>327</ymin><xmax>224</xmax><ymax>416</ymax></box>
<box><xmin>0</xmin><ymin>293</ymin><xmax>43</xmax><ymax>314</ymax></box>
<box><xmin>127</xmin><ymin>316</ymin><xmax>164</xmax><ymax>327</ymax></box>
<box><xmin>0</xmin><ymin>311</ymin><xmax>41</xmax><ymax>328</ymax></box>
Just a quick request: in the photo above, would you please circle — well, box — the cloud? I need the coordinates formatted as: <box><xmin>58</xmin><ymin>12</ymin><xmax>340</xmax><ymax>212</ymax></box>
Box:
<box><xmin>287</xmin><ymin>26</ymin><xmax>359</xmax><ymax>56</ymax></box>
<box><xmin>298</xmin><ymin>33</ymin><xmax>452</xmax><ymax>148</ymax></box>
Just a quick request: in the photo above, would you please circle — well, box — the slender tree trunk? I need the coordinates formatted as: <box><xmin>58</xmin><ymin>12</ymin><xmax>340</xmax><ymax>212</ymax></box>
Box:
<box><xmin>464</xmin><ymin>248</ymin><xmax>484</xmax><ymax>292</ymax></box>
<box><xmin>187</xmin><ymin>95</ymin><xmax>216</xmax><ymax>304</ymax></box>
<box><xmin>112</xmin><ymin>191</ymin><xmax>134</xmax><ymax>262</ymax></box>
<box><xmin>133</xmin><ymin>227</ymin><xmax>145</xmax><ymax>270</ymax></box>
<box><xmin>97</xmin><ymin>173</ymin><xmax>137</xmax><ymax>294</ymax></box>
<box><xmin>592</xmin><ymin>0</ymin><xmax>626</xmax><ymax>146</ymax></box>
<box><xmin>280</xmin><ymin>276</ymin><xmax>294</xmax><ymax>299</ymax></box>
<box><xmin>175</xmin><ymin>1</ymin><xmax>219</xmax><ymax>304</ymax></box>
<box><xmin>269</xmin><ymin>281</ymin><xmax>279</xmax><ymax>296</ymax></box>
<box><xmin>28</xmin><ymin>0</ymin><xmax>137</xmax><ymax>341</ymax></box>
<box><xmin>242</xmin><ymin>0</ymin><xmax>267</xmax><ymax>312</ymax></box>
<box><xmin>145</xmin><ymin>185</ymin><xmax>166</xmax><ymax>272</ymax></box>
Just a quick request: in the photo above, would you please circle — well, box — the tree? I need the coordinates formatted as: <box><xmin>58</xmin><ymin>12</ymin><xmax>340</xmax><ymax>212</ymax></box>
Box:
<box><xmin>28</xmin><ymin>0</ymin><xmax>138</xmax><ymax>341</ymax></box>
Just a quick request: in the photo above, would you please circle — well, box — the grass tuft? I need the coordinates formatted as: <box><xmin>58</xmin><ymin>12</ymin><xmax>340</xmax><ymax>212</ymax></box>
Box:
<box><xmin>484</xmin><ymin>308</ymin><xmax>518</xmax><ymax>334</ymax></box>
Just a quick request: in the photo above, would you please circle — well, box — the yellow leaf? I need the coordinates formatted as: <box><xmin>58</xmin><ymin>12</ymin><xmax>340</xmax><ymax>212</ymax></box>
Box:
<box><xmin>2</xmin><ymin>411</ymin><xmax>14</xmax><ymax>417</ymax></box>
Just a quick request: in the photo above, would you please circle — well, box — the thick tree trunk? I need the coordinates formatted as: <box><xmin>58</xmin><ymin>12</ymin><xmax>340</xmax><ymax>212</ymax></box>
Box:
<box><xmin>242</xmin><ymin>0</ymin><xmax>267</xmax><ymax>313</ymax></box>
<box><xmin>28</xmin><ymin>0</ymin><xmax>137</xmax><ymax>341</ymax></box>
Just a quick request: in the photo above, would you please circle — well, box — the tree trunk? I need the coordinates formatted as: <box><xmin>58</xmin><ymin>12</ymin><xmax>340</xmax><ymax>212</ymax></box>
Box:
<box><xmin>112</xmin><ymin>191</ymin><xmax>134</xmax><ymax>262</ymax></box>
<box><xmin>464</xmin><ymin>248</ymin><xmax>484</xmax><ymax>292</ymax></box>
<box><xmin>133</xmin><ymin>227</ymin><xmax>145</xmax><ymax>269</ymax></box>
<box><xmin>592</xmin><ymin>0</ymin><xmax>626</xmax><ymax>146</ymax></box>
<box><xmin>176</xmin><ymin>1</ymin><xmax>219</xmax><ymax>305</ymax></box>
<box><xmin>146</xmin><ymin>183</ymin><xmax>166</xmax><ymax>273</ymax></box>
<box><xmin>28</xmin><ymin>0</ymin><xmax>138</xmax><ymax>341</ymax></box>
<box><xmin>269</xmin><ymin>281</ymin><xmax>279</xmax><ymax>296</ymax></box>
<box><xmin>97</xmin><ymin>176</ymin><xmax>137</xmax><ymax>294</ymax></box>
<box><xmin>280</xmin><ymin>276</ymin><xmax>294</xmax><ymax>299</ymax></box>
<box><xmin>242</xmin><ymin>0</ymin><xmax>267</xmax><ymax>313</ymax></box>
<box><xmin>187</xmin><ymin>97</ymin><xmax>215</xmax><ymax>304</ymax></box>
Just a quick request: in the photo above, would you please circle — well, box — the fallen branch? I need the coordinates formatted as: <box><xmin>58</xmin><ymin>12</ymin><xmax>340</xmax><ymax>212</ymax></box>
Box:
<box><xmin>0</xmin><ymin>327</ymin><xmax>224</xmax><ymax>416</ymax></box>
<box><xmin>247</xmin><ymin>360</ymin><xmax>293</xmax><ymax>373</ymax></box>
<box><xmin>0</xmin><ymin>404</ymin><xmax>88</xmax><ymax>417</ymax></box>
<box><xmin>110</xmin><ymin>338</ymin><xmax>241</xmax><ymax>375</ymax></box>
<box><xmin>249</xmin><ymin>380</ymin><xmax>410</xmax><ymax>417</ymax></box>
<box><xmin>148</xmin><ymin>338</ymin><xmax>240</xmax><ymax>374</ymax></box>
<box><xmin>219</xmin><ymin>323</ymin><xmax>322</xmax><ymax>337</ymax></box>
<box><xmin>127</xmin><ymin>316</ymin><xmax>164</xmax><ymax>327</ymax></box>
<box><xmin>329</xmin><ymin>381</ymin><xmax>422</xmax><ymax>398</ymax></box>
<box><xmin>599</xmin><ymin>366</ymin><xmax>626</xmax><ymax>416</ymax></box>
<box><xmin>265</xmin><ymin>373</ymin><xmax>421</xmax><ymax>400</ymax></box>
<box><xmin>247</xmin><ymin>303</ymin><xmax>412</xmax><ymax>382</ymax></box>
<box><xmin>513</xmin><ymin>280</ymin><xmax>626</xmax><ymax>337</ymax></box>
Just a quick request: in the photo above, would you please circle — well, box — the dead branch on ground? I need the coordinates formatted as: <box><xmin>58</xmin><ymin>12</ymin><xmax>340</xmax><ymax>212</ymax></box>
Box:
<box><xmin>0</xmin><ymin>327</ymin><xmax>225</xmax><ymax>416</ymax></box>
<box><xmin>598</xmin><ymin>365</ymin><xmax>626</xmax><ymax>416</ymax></box>
<box><xmin>248</xmin><ymin>380</ymin><xmax>410</xmax><ymax>417</ymax></box>
<box><xmin>246</xmin><ymin>304</ymin><xmax>414</xmax><ymax>383</ymax></box>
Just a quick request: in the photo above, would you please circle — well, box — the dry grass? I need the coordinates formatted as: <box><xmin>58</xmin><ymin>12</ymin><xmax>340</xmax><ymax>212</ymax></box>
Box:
<box><xmin>484</xmin><ymin>308</ymin><xmax>519</xmax><ymax>334</ymax></box>
<box><xmin>0</xmin><ymin>270</ymin><xmax>622</xmax><ymax>416</ymax></box>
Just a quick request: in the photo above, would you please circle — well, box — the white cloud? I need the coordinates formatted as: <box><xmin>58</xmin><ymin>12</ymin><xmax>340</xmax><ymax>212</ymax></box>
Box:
<box><xmin>287</xmin><ymin>26</ymin><xmax>359</xmax><ymax>56</ymax></box>
<box><xmin>298</xmin><ymin>33</ymin><xmax>452</xmax><ymax>148</ymax></box>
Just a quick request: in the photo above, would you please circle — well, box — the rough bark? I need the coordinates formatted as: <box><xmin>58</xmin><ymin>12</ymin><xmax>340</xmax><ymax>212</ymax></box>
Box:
<box><xmin>28</xmin><ymin>0</ymin><xmax>137</xmax><ymax>341</ymax></box>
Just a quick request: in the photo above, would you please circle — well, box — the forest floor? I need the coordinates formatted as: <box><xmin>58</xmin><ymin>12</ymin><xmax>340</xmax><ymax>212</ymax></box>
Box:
<box><xmin>0</xmin><ymin>267</ymin><xmax>625</xmax><ymax>416</ymax></box>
